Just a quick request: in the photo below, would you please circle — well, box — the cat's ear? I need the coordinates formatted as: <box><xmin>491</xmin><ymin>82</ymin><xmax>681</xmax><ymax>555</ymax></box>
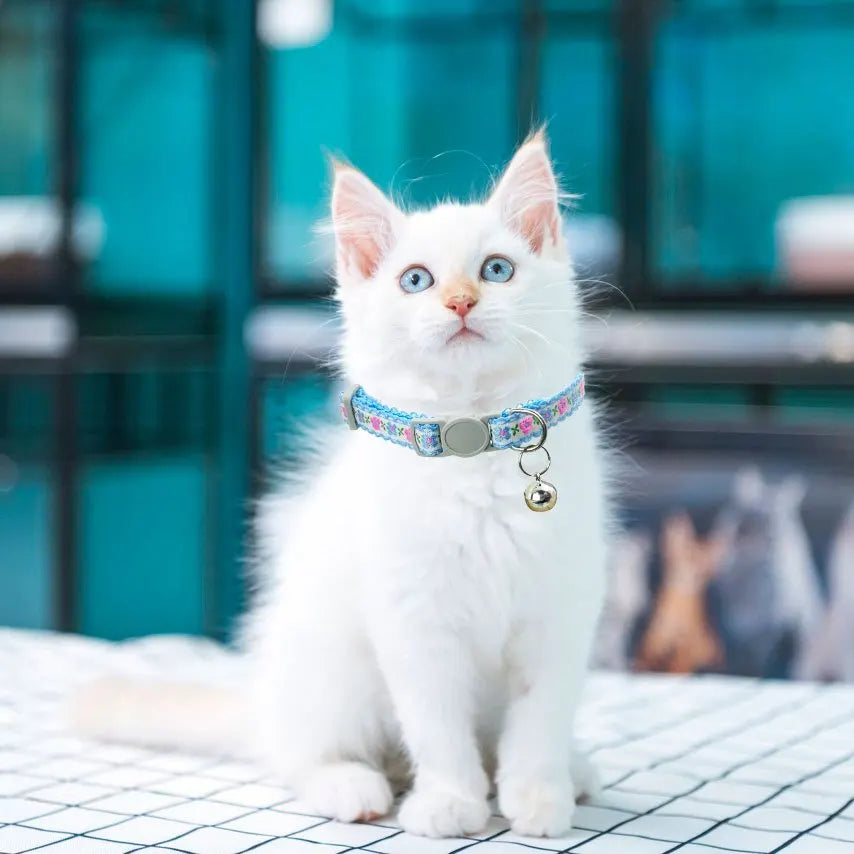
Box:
<box><xmin>330</xmin><ymin>159</ymin><xmax>403</xmax><ymax>280</ymax></box>
<box><xmin>488</xmin><ymin>129</ymin><xmax>561</xmax><ymax>254</ymax></box>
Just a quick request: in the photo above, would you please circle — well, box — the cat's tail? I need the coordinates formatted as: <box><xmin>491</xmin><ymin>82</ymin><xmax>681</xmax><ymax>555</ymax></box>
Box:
<box><xmin>69</xmin><ymin>677</ymin><xmax>246</xmax><ymax>755</ymax></box>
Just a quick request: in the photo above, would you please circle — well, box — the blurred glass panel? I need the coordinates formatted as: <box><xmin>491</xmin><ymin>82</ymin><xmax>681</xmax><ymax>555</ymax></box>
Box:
<box><xmin>77</xmin><ymin>365</ymin><xmax>211</xmax><ymax>455</ymax></box>
<box><xmin>75</xmin><ymin>365</ymin><xmax>214</xmax><ymax>639</ymax></box>
<box><xmin>543</xmin><ymin>32</ymin><xmax>615</xmax><ymax>216</ymax></box>
<box><xmin>543</xmin><ymin>0</ymin><xmax>613</xmax><ymax>10</ymax></box>
<box><xmin>0</xmin><ymin>1</ymin><xmax>56</xmax><ymax>290</ymax></box>
<box><xmin>541</xmin><ymin>13</ymin><xmax>617</xmax><ymax>281</ymax></box>
<box><xmin>617</xmin><ymin>382</ymin><xmax>854</xmax><ymax>429</ymax></box>
<box><xmin>0</xmin><ymin>376</ymin><xmax>54</xmax><ymax>628</ymax></box>
<box><xmin>79</xmin><ymin>454</ymin><xmax>208</xmax><ymax>639</ymax></box>
<box><xmin>263</xmin><ymin>0</ymin><xmax>517</xmax><ymax>284</ymax></box>
<box><xmin>645</xmin><ymin>385</ymin><xmax>751</xmax><ymax>421</ymax></box>
<box><xmin>260</xmin><ymin>372</ymin><xmax>335</xmax><ymax>463</ymax></box>
<box><xmin>774</xmin><ymin>387</ymin><xmax>854</xmax><ymax>424</ymax></box>
<box><xmin>78</xmin><ymin>1</ymin><xmax>218</xmax><ymax>295</ymax></box>
<box><xmin>653</xmin><ymin>0</ymin><xmax>854</xmax><ymax>291</ymax></box>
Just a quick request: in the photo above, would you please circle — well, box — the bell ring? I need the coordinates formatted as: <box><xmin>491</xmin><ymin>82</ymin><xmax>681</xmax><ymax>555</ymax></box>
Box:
<box><xmin>511</xmin><ymin>407</ymin><xmax>558</xmax><ymax>513</ymax></box>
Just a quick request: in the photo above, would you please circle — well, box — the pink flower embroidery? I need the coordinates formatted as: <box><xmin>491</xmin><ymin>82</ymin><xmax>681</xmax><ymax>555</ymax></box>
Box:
<box><xmin>519</xmin><ymin>415</ymin><xmax>534</xmax><ymax>434</ymax></box>
<box><xmin>370</xmin><ymin>415</ymin><xmax>382</xmax><ymax>431</ymax></box>
<box><xmin>557</xmin><ymin>397</ymin><xmax>568</xmax><ymax>414</ymax></box>
<box><xmin>339</xmin><ymin>404</ymin><xmax>348</xmax><ymax>420</ymax></box>
<box><xmin>404</xmin><ymin>428</ymin><xmax>412</xmax><ymax>443</ymax></box>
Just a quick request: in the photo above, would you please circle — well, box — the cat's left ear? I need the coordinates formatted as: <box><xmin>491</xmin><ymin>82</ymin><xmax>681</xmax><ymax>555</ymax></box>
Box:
<box><xmin>330</xmin><ymin>159</ymin><xmax>403</xmax><ymax>280</ymax></box>
<box><xmin>488</xmin><ymin>129</ymin><xmax>560</xmax><ymax>254</ymax></box>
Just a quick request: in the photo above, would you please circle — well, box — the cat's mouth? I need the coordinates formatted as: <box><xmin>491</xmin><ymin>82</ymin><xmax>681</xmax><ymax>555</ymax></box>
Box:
<box><xmin>447</xmin><ymin>324</ymin><xmax>485</xmax><ymax>345</ymax></box>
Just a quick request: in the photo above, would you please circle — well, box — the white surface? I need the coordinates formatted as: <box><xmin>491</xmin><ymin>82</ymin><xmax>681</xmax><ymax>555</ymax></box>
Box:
<box><xmin>585</xmin><ymin>312</ymin><xmax>854</xmax><ymax>366</ymax></box>
<box><xmin>1</xmin><ymin>629</ymin><xmax>854</xmax><ymax>853</ymax></box>
<box><xmin>257</xmin><ymin>0</ymin><xmax>332</xmax><ymax>47</ymax></box>
<box><xmin>777</xmin><ymin>196</ymin><xmax>854</xmax><ymax>253</ymax></box>
<box><xmin>244</xmin><ymin>306</ymin><xmax>338</xmax><ymax>364</ymax></box>
<box><xmin>0</xmin><ymin>308</ymin><xmax>76</xmax><ymax>357</ymax></box>
<box><xmin>0</xmin><ymin>198</ymin><xmax>103</xmax><ymax>260</ymax></box>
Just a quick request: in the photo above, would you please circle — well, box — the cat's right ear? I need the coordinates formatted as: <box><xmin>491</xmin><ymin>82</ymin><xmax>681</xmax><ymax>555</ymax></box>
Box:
<box><xmin>488</xmin><ymin>129</ymin><xmax>561</xmax><ymax>254</ymax></box>
<box><xmin>330</xmin><ymin>159</ymin><xmax>403</xmax><ymax>280</ymax></box>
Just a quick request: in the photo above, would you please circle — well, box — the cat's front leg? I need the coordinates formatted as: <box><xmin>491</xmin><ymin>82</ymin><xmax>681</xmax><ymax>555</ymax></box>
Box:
<box><xmin>370</xmin><ymin>617</ymin><xmax>490</xmax><ymax>837</ymax></box>
<box><xmin>497</xmin><ymin>595</ymin><xmax>601</xmax><ymax>837</ymax></box>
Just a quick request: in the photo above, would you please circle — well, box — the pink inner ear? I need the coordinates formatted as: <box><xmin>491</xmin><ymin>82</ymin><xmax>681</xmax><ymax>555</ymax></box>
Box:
<box><xmin>342</xmin><ymin>229</ymin><xmax>384</xmax><ymax>279</ymax></box>
<box><xmin>518</xmin><ymin>189</ymin><xmax>560</xmax><ymax>254</ymax></box>
<box><xmin>492</xmin><ymin>141</ymin><xmax>560</xmax><ymax>254</ymax></box>
<box><xmin>332</xmin><ymin>169</ymin><xmax>398</xmax><ymax>279</ymax></box>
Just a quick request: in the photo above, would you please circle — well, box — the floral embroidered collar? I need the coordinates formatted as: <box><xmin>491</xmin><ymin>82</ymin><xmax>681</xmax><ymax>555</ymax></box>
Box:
<box><xmin>339</xmin><ymin>373</ymin><xmax>585</xmax><ymax>459</ymax></box>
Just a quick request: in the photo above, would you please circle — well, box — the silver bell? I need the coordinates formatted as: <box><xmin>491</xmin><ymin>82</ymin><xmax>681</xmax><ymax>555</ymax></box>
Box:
<box><xmin>524</xmin><ymin>478</ymin><xmax>558</xmax><ymax>512</ymax></box>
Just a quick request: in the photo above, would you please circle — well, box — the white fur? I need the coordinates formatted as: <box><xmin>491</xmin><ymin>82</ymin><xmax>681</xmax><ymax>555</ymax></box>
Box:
<box><xmin>73</xmin><ymin>134</ymin><xmax>611</xmax><ymax>838</ymax></box>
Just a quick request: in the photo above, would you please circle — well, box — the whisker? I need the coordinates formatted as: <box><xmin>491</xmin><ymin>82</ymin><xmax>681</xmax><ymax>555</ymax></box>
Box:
<box><xmin>279</xmin><ymin>314</ymin><xmax>341</xmax><ymax>385</ymax></box>
<box><xmin>514</xmin><ymin>306</ymin><xmax>611</xmax><ymax>330</ymax></box>
<box><xmin>533</xmin><ymin>275</ymin><xmax>635</xmax><ymax>311</ymax></box>
<box><xmin>574</xmin><ymin>277</ymin><xmax>636</xmax><ymax>310</ymax></box>
<box><xmin>513</xmin><ymin>305</ymin><xmax>576</xmax><ymax>314</ymax></box>
<box><xmin>507</xmin><ymin>332</ymin><xmax>544</xmax><ymax>380</ymax></box>
<box><xmin>507</xmin><ymin>321</ymin><xmax>576</xmax><ymax>359</ymax></box>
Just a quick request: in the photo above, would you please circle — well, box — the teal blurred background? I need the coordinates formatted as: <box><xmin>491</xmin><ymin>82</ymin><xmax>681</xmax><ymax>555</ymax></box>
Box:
<box><xmin>2</xmin><ymin>0</ymin><xmax>854</xmax><ymax>646</ymax></box>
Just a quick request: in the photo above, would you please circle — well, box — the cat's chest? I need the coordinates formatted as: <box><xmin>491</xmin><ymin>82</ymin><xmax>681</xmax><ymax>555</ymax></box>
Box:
<box><xmin>341</xmin><ymin>429</ymin><xmax>578</xmax><ymax>564</ymax></box>
<box><xmin>331</xmin><ymin>421</ymin><xmax>601</xmax><ymax>646</ymax></box>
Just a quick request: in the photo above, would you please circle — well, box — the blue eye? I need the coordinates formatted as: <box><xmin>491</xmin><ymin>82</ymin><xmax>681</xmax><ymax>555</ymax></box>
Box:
<box><xmin>399</xmin><ymin>265</ymin><xmax>435</xmax><ymax>294</ymax></box>
<box><xmin>481</xmin><ymin>255</ymin><xmax>514</xmax><ymax>283</ymax></box>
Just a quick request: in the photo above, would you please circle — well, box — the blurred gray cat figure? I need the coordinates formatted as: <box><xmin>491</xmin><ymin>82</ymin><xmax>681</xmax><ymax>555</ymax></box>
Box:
<box><xmin>593</xmin><ymin>530</ymin><xmax>651</xmax><ymax>671</ymax></box>
<box><xmin>710</xmin><ymin>468</ymin><xmax>823</xmax><ymax>677</ymax></box>
<box><xmin>796</xmin><ymin>501</ymin><xmax>854</xmax><ymax>682</ymax></box>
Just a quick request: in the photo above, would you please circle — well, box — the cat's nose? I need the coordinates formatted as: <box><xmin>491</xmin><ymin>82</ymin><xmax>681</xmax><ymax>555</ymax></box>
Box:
<box><xmin>445</xmin><ymin>295</ymin><xmax>477</xmax><ymax>317</ymax></box>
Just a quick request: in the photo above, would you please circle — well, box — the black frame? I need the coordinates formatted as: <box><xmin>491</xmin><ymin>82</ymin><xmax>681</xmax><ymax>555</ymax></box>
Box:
<box><xmin>54</xmin><ymin>0</ymin><xmax>78</xmax><ymax>632</ymax></box>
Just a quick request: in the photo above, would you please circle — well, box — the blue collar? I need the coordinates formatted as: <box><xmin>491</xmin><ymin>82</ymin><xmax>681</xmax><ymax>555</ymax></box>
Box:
<box><xmin>339</xmin><ymin>373</ymin><xmax>585</xmax><ymax>458</ymax></box>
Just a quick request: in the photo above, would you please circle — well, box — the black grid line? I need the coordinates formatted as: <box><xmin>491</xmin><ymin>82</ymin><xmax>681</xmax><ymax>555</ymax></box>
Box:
<box><xmin>563</xmin><ymin>694</ymin><xmax>854</xmax><ymax>852</ymax></box>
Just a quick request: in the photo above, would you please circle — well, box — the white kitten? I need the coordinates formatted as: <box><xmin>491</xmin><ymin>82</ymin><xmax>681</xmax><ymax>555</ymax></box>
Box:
<box><xmin>73</xmin><ymin>131</ymin><xmax>612</xmax><ymax>838</ymax></box>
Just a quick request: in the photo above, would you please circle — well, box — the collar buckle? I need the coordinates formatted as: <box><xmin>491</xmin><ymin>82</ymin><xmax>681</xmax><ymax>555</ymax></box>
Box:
<box><xmin>442</xmin><ymin>417</ymin><xmax>493</xmax><ymax>457</ymax></box>
<box><xmin>341</xmin><ymin>385</ymin><xmax>360</xmax><ymax>431</ymax></box>
<box><xmin>410</xmin><ymin>416</ymin><xmax>494</xmax><ymax>458</ymax></box>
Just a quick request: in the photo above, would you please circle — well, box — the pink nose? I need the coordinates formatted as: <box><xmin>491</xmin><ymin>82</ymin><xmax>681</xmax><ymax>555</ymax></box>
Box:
<box><xmin>445</xmin><ymin>295</ymin><xmax>476</xmax><ymax>317</ymax></box>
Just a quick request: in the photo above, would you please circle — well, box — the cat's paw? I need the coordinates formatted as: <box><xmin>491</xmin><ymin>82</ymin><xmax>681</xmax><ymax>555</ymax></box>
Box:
<box><xmin>571</xmin><ymin>752</ymin><xmax>601</xmax><ymax>801</ymax></box>
<box><xmin>301</xmin><ymin>762</ymin><xmax>393</xmax><ymax>822</ymax></box>
<box><xmin>498</xmin><ymin>775</ymin><xmax>575</xmax><ymax>837</ymax></box>
<box><xmin>398</xmin><ymin>788</ymin><xmax>489</xmax><ymax>837</ymax></box>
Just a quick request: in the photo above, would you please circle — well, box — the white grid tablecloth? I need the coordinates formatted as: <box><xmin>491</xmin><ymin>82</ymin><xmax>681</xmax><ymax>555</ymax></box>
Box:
<box><xmin>1</xmin><ymin>628</ymin><xmax>853</xmax><ymax>854</ymax></box>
